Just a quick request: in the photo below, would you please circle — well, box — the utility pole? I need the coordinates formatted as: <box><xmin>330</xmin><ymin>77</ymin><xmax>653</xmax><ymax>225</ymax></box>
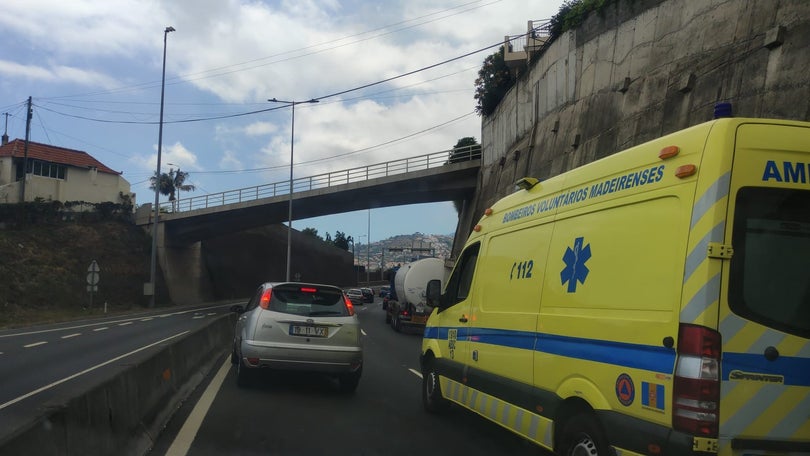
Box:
<box><xmin>2</xmin><ymin>112</ymin><xmax>9</xmax><ymax>145</ymax></box>
<box><xmin>21</xmin><ymin>96</ymin><xmax>32</xmax><ymax>202</ymax></box>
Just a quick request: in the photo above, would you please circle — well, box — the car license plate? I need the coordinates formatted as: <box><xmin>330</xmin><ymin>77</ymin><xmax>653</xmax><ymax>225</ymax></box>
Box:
<box><xmin>289</xmin><ymin>325</ymin><xmax>328</xmax><ymax>337</ymax></box>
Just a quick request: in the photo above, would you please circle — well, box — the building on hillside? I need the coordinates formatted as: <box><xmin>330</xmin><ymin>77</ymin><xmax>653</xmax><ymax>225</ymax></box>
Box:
<box><xmin>0</xmin><ymin>137</ymin><xmax>133</xmax><ymax>206</ymax></box>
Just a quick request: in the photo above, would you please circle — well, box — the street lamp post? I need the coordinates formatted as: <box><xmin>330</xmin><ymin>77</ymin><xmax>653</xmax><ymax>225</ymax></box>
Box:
<box><xmin>148</xmin><ymin>25</ymin><xmax>175</xmax><ymax>308</ymax></box>
<box><xmin>268</xmin><ymin>97</ymin><xmax>319</xmax><ymax>282</ymax></box>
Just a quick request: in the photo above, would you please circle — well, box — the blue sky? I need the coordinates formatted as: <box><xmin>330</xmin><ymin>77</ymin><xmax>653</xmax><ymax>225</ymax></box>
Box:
<box><xmin>0</xmin><ymin>0</ymin><xmax>563</xmax><ymax>241</ymax></box>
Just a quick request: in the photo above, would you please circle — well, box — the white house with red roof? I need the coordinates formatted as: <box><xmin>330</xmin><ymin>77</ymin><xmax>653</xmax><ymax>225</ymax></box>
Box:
<box><xmin>0</xmin><ymin>138</ymin><xmax>133</xmax><ymax>206</ymax></box>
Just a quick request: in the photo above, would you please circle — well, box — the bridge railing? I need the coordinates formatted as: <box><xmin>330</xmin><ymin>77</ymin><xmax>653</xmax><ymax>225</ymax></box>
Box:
<box><xmin>163</xmin><ymin>145</ymin><xmax>481</xmax><ymax>213</ymax></box>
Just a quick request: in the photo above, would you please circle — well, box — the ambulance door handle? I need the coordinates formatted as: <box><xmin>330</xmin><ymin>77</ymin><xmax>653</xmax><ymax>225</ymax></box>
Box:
<box><xmin>764</xmin><ymin>346</ymin><xmax>779</xmax><ymax>361</ymax></box>
<box><xmin>459</xmin><ymin>316</ymin><xmax>468</xmax><ymax>323</ymax></box>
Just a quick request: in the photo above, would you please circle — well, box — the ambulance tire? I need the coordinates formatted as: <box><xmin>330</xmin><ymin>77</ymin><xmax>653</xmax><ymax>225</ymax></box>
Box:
<box><xmin>558</xmin><ymin>413</ymin><xmax>610</xmax><ymax>456</ymax></box>
<box><xmin>422</xmin><ymin>359</ymin><xmax>448</xmax><ymax>413</ymax></box>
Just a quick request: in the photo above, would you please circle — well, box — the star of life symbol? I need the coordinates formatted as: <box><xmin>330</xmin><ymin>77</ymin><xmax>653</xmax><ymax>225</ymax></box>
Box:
<box><xmin>561</xmin><ymin>237</ymin><xmax>591</xmax><ymax>292</ymax></box>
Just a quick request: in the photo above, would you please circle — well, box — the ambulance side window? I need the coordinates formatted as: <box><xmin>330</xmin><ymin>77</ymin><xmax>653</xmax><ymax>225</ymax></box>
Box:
<box><xmin>445</xmin><ymin>242</ymin><xmax>480</xmax><ymax>306</ymax></box>
<box><xmin>729</xmin><ymin>187</ymin><xmax>810</xmax><ymax>338</ymax></box>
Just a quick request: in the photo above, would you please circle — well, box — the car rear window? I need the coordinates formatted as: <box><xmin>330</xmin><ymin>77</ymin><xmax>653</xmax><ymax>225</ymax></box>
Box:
<box><xmin>729</xmin><ymin>187</ymin><xmax>810</xmax><ymax>338</ymax></box>
<box><xmin>270</xmin><ymin>286</ymin><xmax>350</xmax><ymax>317</ymax></box>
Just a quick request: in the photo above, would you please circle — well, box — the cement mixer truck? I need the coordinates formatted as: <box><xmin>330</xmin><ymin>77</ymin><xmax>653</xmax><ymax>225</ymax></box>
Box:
<box><xmin>385</xmin><ymin>257</ymin><xmax>446</xmax><ymax>332</ymax></box>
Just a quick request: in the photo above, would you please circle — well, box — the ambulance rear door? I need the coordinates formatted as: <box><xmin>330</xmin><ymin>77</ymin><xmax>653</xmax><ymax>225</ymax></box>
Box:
<box><xmin>720</xmin><ymin>121</ymin><xmax>810</xmax><ymax>454</ymax></box>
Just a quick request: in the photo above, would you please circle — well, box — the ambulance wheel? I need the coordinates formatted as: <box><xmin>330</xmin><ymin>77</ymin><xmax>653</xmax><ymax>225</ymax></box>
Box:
<box><xmin>422</xmin><ymin>359</ymin><xmax>448</xmax><ymax>413</ymax></box>
<box><xmin>558</xmin><ymin>413</ymin><xmax>609</xmax><ymax>456</ymax></box>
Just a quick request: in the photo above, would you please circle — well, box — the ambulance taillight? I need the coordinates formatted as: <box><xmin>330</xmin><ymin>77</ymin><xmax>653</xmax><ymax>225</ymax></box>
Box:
<box><xmin>672</xmin><ymin>324</ymin><xmax>721</xmax><ymax>437</ymax></box>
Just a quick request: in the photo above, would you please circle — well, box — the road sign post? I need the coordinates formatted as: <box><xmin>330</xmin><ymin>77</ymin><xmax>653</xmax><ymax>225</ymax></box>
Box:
<box><xmin>87</xmin><ymin>260</ymin><xmax>100</xmax><ymax>309</ymax></box>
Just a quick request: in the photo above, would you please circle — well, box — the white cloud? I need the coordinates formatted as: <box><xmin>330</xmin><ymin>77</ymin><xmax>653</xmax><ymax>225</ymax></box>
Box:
<box><xmin>243</xmin><ymin>122</ymin><xmax>278</xmax><ymax>137</ymax></box>
<box><xmin>2</xmin><ymin>0</ymin><xmax>565</xmax><ymax>234</ymax></box>
<box><xmin>0</xmin><ymin>60</ymin><xmax>118</xmax><ymax>88</ymax></box>
<box><xmin>219</xmin><ymin>150</ymin><xmax>243</xmax><ymax>169</ymax></box>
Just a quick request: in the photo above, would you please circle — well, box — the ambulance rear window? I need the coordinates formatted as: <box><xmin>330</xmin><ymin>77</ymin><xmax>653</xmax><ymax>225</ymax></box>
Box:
<box><xmin>729</xmin><ymin>188</ymin><xmax>810</xmax><ymax>339</ymax></box>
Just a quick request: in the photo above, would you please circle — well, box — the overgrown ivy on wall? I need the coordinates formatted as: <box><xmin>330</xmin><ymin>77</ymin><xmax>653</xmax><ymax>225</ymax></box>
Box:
<box><xmin>475</xmin><ymin>0</ymin><xmax>622</xmax><ymax>116</ymax></box>
<box><xmin>0</xmin><ymin>193</ymin><xmax>134</xmax><ymax>226</ymax></box>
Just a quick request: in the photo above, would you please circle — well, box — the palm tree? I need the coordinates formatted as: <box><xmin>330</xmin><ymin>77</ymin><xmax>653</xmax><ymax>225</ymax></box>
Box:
<box><xmin>149</xmin><ymin>168</ymin><xmax>196</xmax><ymax>211</ymax></box>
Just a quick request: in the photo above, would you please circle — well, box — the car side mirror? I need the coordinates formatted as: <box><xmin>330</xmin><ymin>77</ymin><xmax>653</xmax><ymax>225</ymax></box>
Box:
<box><xmin>230</xmin><ymin>304</ymin><xmax>245</xmax><ymax>314</ymax></box>
<box><xmin>426</xmin><ymin>279</ymin><xmax>443</xmax><ymax>309</ymax></box>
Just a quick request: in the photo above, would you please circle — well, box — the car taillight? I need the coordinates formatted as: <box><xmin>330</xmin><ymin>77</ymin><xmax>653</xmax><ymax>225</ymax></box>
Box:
<box><xmin>344</xmin><ymin>295</ymin><xmax>355</xmax><ymax>316</ymax></box>
<box><xmin>672</xmin><ymin>324</ymin><xmax>721</xmax><ymax>437</ymax></box>
<box><xmin>259</xmin><ymin>289</ymin><xmax>272</xmax><ymax>309</ymax></box>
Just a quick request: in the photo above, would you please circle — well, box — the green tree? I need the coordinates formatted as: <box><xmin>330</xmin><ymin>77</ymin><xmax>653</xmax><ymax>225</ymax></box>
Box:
<box><xmin>149</xmin><ymin>168</ymin><xmax>196</xmax><ymax>211</ymax></box>
<box><xmin>448</xmin><ymin>137</ymin><xmax>481</xmax><ymax>215</ymax></box>
<box><xmin>448</xmin><ymin>137</ymin><xmax>481</xmax><ymax>163</ymax></box>
<box><xmin>474</xmin><ymin>46</ymin><xmax>515</xmax><ymax>116</ymax></box>
<box><xmin>302</xmin><ymin>227</ymin><xmax>322</xmax><ymax>240</ymax></box>
<box><xmin>332</xmin><ymin>231</ymin><xmax>352</xmax><ymax>251</ymax></box>
<box><xmin>149</xmin><ymin>171</ymin><xmax>174</xmax><ymax>201</ymax></box>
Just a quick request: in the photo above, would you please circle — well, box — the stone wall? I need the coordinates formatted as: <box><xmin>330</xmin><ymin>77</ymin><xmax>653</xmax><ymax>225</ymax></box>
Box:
<box><xmin>471</xmin><ymin>0</ymin><xmax>810</xmax><ymax>227</ymax></box>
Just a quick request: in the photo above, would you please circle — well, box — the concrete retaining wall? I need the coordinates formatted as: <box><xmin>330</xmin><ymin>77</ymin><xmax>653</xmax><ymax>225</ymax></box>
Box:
<box><xmin>0</xmin><ymin>314</ymin><xmax>233</xmax><ymax>456</ymax></box>
<box><xmin>463</xmin><ymin>0</ymin><xmax>810</xmax><ymax>242</ymax></box>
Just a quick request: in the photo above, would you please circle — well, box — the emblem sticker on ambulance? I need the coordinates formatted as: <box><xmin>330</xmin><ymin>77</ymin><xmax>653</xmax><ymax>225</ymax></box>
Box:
<box><xmin>561</xmin><ymin>236</ymin><xmax>591</xmax><ymax>292</ymax></box>
<box><xmin>615</xmin><ymin>373</ymin><xmax>635</xmax><ymax>406</ymax></box>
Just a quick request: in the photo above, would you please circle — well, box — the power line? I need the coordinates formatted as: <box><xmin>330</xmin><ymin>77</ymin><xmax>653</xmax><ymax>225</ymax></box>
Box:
<box><xmin>34</xmin><ymin>39</ymin><xmax>499</xmax><ymax>126</ymax></box>
<box><xmin>41</xmin><ymin>0</ymin><xmax>500</xmax><ymax>101</ymax></box>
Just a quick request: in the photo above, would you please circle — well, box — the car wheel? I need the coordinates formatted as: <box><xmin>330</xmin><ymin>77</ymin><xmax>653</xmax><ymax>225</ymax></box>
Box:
<box><xmin>230</xmin><ymin>343</ymin><xmax>238</xmax><ymax>365</ymax></box>
<box><xmin>385</xmin><ymin>311</ymin><xmax>391</xmax><ymax>323</ymax></box>
<box><xmin>422</xmin><ymin>358</ymin><xmax>448</xmax><ymax>413</ymax></box>
<box><xmin>338</xmin><ymin>367</ymin><xmax>362</xmax><ymax>394</ymax></box>
<box><xmin>557</xmin><ymin>413</ymin><xmax>609</xmax><ymax>456</ymax></box>
<box><xmin>392</xmin><ymin>315</ymin><xmax>400</xmax><ymax>332</ymax></box>
<box><xmin>236</xmin><ymin>356</ymin><xmax>251</xmax><ymax>388</ymax></box>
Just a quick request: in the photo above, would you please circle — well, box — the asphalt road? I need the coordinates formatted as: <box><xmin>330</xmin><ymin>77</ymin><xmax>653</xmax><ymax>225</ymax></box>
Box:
<box><xmin>0</xmin><ymin>302</ymin><xmax>237</xmax><ymax>440</ymax></box>
<box><xmin>148</xmin><ymin>298</ymin><xmax>551</xmax><ymax>456</ymax></box>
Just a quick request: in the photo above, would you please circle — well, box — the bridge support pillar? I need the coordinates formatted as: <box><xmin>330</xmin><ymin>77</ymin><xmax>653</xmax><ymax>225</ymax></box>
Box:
<box><xmin>158</xmin><ymin>224</ymin><xmax>213</xmax><ymax>305</ymax></box>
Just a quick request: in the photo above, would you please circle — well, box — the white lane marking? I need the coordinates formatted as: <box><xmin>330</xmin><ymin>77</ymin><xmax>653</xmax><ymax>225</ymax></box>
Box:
<box><xmin>24</xmin><ymin>341</ymin><xmax>47</xmax><ymax>348</ymax></box>
<box><xmin>0</xmin><ymin>303</ymin><xmax>234</xmax><ymax>339</ymax></box>
<box><xmin>409</xmin><ymin>368</ymin><xmax>423</xmax><ymax>379</ymax></box>
<box><xmin>165</xmin><ymin>358</ymin><xmax>231</xmax><ymax>456</ymax></box>
<box><xmin>61</xmin><ymin>333</ymin><xmax>81</xmax><ymax>339</ymax></box>
<box><xmin>192</xmin><ymin>315</ymin><xmax>205</xmax><ymax>320</ymax></box>
<box><xmin>94</xmin><ymin>327</ymin><xmax>109</xmax><ymax>332</ymax></box>
<box><xmin>0</xmin><ymin>331</ymin><xmax>189</xmax><ymax>411</ymax></box>
<box><xmin>118</xmin><ymin>322</ymin><xmax>133</xmax><ymax>326</ymax></box>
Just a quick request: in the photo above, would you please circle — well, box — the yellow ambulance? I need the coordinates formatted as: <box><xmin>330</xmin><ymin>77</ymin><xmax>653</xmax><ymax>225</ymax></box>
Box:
<box><xmin>421</xmin><ymin>116</ymin><xmax>810</xmax><ymax>455</ymax></box>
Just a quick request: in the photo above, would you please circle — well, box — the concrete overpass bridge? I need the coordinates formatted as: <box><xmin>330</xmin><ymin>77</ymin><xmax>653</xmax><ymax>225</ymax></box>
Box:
<box><xmin>134</xmin><ymin>147</ymin><xmax>481</xmax><ymax>303</ymax></box>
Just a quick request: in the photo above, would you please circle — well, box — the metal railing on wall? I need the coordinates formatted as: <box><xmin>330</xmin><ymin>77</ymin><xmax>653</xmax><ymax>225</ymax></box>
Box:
<box><xmin>161</xmin><ymin>146</ymin><xmax>481</xmax><ymax>213</ymax></box>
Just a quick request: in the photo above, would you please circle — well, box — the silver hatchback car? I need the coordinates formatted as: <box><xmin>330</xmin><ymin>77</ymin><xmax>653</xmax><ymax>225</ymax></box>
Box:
<box><xmin>231</xmin><ymin>282</ymin><xmax>363</xmax><ymax>392</ymax></box>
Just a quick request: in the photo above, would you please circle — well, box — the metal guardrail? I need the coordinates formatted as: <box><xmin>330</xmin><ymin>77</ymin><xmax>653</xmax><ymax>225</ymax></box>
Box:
<box><xmin>162</xmin><ymin>146</ymin><xmax>481</xmax><ymax>213</ymax></box>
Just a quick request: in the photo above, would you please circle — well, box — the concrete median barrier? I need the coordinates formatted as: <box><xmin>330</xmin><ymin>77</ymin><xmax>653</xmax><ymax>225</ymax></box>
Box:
<box><xmin>0</xmin><ymin>314</ymin><xmax>234</xmax><ymax>456</ymax></box>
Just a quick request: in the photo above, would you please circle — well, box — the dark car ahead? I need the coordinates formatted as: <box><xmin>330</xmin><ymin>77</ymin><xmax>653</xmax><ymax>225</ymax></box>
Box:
<box><xmin>361</xmin><ymin>287</ymin><xmax>374</xmax><ymax>303</ymax></box>
<box><xmin>231</xmin><ymin>282</ymin><xmax>363</xmax><ymax>393</ymax></box>
<box><xmin>345</xmin><ymin>288</ymin><xmax>365</xmax><ymax>306</ymax></box>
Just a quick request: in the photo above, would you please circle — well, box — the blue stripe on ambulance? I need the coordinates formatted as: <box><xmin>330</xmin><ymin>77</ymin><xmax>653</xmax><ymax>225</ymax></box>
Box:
<box><xmin>425</xmin><ymin>327</ymin><xmax>676</xmax><ymax>373</ymax></box>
